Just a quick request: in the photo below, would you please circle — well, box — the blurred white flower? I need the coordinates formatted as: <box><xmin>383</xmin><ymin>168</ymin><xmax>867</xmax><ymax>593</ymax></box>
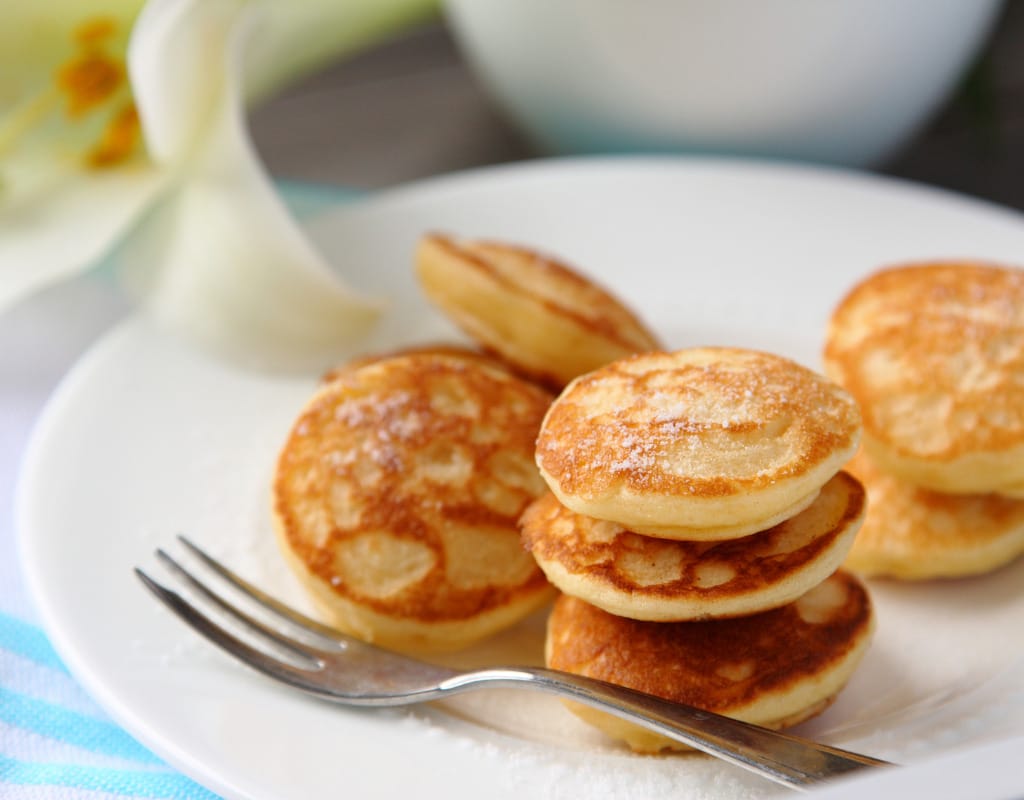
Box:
<box><xmin>0</xmin><ymin>0</ymin><xmax>437</xmax><ymax>369</ymax></box>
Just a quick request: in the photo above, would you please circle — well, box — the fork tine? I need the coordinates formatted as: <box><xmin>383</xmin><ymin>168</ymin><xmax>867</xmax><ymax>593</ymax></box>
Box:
<box><xmin>176</xmin><ymin>535</ymin><xmax>345</xmax><ymax>646</ymax></box>
<box><xmin>136</xmin><ymin>569</ymin><xmax>352</xmax><ymax>700</ymax></box>
<box><xmin>135</xmin><ymin>568</ymin><xmax>339</xmax><ymax>696</ymax></box>
<box><xmin>154</xmin><ymin>549</ymin><xmax>326</xmax><ymax>666</ymax></box>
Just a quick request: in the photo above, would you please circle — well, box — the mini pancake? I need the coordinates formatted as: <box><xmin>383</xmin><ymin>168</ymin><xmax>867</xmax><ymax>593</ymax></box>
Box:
<box><xmin>273</xmin><ymin>353</ymin><xmax>556</xmax><ymax>653</ymax></box>
<box><xmin>415</xmin><ymin>233</ymin><xmax>661</xmax><ymax>388</ymax></box>
<box><xmin>824</xmin><ymin>261</ymin><xmax>1024</xmax><ymax>494</ymax></box>
<box><xmin>546</xmin><ymin>572</ymin><xmax>875</xmax><ymax>753</ymax></box>
<box><xmin>535</xmin><ymin>348</ymin><xmax>861</xmax><ymax>538</ymax></box>
<box><xmin>844</xmin><ymin>450</ymin><xmax>1024</xmax><ymax>579</ymax></box>
<box><xmin>521</xmin><ymin>471</ymin><xmax>865</xmax><ymax>621</ymax></box>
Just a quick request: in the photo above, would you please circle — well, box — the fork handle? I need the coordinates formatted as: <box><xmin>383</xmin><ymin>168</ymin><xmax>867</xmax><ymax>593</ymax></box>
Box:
<box><xmin>440</xmin><ymin>667</ymin><xmax>890</xmax><ymax>791</ymax></box>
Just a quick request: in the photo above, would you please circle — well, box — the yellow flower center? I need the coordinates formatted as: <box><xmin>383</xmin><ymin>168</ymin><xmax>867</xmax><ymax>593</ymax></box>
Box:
<box><xmin>58</xmin><ymin>49</ymin><xmax>125</xmax><ymax>118</ymax></box>
<box><xmin>88</xmin><ymin>102</ymin><xmax>140</xmax><ymax>168</ymax></box>
<box><xmin>0</xmin><ymin>15</ymin><xmax>143</xmax><ymax>172</ymax></box>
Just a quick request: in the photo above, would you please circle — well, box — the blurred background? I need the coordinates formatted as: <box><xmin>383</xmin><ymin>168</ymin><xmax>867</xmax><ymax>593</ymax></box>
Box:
<box><xmin>251</xmin><ymin>2</ymin><xmax>1023</xmax><ymax>210</ymax></box>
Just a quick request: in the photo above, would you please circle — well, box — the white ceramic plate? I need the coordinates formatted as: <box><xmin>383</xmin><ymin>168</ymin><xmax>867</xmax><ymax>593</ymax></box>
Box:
<box><xmin>19</xmin><ymin>158</ymin><xmax>1024</xmax><ymax>799</ymax></box>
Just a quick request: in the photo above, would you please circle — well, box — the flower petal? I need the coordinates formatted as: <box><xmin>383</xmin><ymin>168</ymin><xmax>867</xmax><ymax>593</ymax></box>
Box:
<box><xmin>0</xmin><ymin>1</ymin><xmax>157</xmax><ymax>313</ymax></box>
<box><xmin>122</xmin><ymin>0</ymin><xmax>384</xmax><ymax>371</ymax></box>
<box><xmin>0</xmin><ymin>162</ymin><xmax>164</xmax><ymax>314</ymax></box>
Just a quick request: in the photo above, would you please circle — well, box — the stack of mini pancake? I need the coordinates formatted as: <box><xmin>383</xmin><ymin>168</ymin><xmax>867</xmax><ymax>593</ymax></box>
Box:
<box><xmin>273</xmin><ymin>233</ymin><xmax>878</xmax><ymax>753</ymax></box>
<box><xmin>825</xmin><ymin>261</ymin><xmax>1024</xmax><ymax>580</ymax></box>
<box><xmin>524</xmin><ymin>347</ymin><xmax>876</xmax><ymax>751</ymax></box>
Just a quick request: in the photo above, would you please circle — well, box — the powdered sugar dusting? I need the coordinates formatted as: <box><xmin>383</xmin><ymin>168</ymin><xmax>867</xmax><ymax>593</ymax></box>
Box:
<box><xmin>537</xmin><ymin>348</ymin><xmax>859</xmax><ymax>494</ymax></box>
<box><xmin>392</xmin><ymin>700</ymin><xmax>781</xmax><ymax>800</ymax></box>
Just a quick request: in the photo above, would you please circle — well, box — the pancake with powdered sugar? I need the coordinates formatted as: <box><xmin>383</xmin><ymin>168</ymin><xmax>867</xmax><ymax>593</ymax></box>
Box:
<box><xmin>535</xmin><ymin>347</ymin><xmax>861</xmax><ymax>540</ymax></box>
<box><xmin>273</xmin><ymin>352</ymin><xmax>555</xmax><ymax>652</ymax></box>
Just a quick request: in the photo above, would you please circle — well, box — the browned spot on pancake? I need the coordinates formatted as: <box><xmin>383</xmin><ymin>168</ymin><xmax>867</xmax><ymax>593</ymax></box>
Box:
<box><xmin>825</xmin><ymin>261</ymin><xmax>1024</xmax><ymax>462</ymax></box>
<box><xmin>536</xmin><ymin>348</ymin><xmax>860</xmax><ymax>499</ymax></box>
<box><xmin>521</xmin><ymin>472</ymin><xmax>863</xmax><ymax>602</ymax></box>
<box><xmin>275</xmin><ymin>353</ymin><xmax>554</xmax><ymax>623</ymax></box>
<box><xmin>546</xmin><ymin>572</ymin><xmax>872</xmax><ymax>713</ymax></box>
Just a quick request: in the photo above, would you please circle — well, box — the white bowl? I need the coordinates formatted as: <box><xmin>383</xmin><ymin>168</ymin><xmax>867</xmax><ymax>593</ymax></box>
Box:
<box><xmin>445</xmin><ymin>0</ymin><xmax>1004</xmax><ymax>167</ymax></box>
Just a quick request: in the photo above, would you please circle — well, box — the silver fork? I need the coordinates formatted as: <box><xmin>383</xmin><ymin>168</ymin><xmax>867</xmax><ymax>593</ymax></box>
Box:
<box><xmin>136</xmin><ymin>536</ymin><xmax>891</xmax><ymax>791</ymax></box>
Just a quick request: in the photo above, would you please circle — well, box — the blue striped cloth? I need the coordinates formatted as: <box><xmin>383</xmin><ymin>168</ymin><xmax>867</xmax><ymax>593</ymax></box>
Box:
<box><xmin>0</xmin><ymin>612</ymin><xmax>217</xmax><ymax>799</ymax></box>
<box><xmin>0</xmin><ymin>183</ymin><xmax>358</xmax><ymax>799</ymax></box>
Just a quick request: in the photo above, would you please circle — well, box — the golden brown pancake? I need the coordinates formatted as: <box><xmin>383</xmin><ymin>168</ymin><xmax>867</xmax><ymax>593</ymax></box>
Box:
<box><xmin>521</xmin><ymin>471</ymin><xmax>865</xmax><ymax>621</ymax></box>
<box><xmin>546</xmin><ymin>572</ymin><xmax>875</xmax><ymax>753</ymax></box>
<box><xmin>415</xmin><ymin>233</ymin><xmax>661</xmax><ymax>388</ymax></box>
<box><xmin>824</xmin><ymin>261</ymin><xmax>1024</xmax><ymax>494</ymax></box>
<box><xmin>536</xmin><ymin>348</ymin><xmax>861</xmax><ymax>539</ymax></box>
<box><xmin>273</xmin><ymin>353</ymin><xmax>556</xmax><ymax>652</ymax></box>
<box><xmin>844</xmin><ymin>450</ymin><xmax>1024</xmax><ymax>579</ymax></box>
